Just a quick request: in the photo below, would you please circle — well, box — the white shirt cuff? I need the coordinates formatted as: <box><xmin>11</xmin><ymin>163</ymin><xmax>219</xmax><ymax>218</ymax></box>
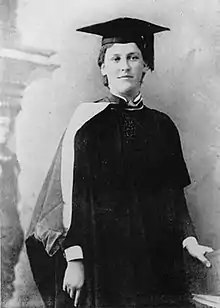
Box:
<box><xmin>64</xmin><ymin>245</ymin><xmax>83</xmax><ymax>262</ymax></box>
<box><xmin>182</xmin><ymin>236</ymin><xmax>198</xmax><ymax>248</ymax></box>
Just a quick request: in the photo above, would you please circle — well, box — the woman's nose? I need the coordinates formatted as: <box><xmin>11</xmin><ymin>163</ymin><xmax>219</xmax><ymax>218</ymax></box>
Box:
<box><xmin>120</xmin><ymin>59</ymin><xmax>130</xmax><ymax>71</ymax></box>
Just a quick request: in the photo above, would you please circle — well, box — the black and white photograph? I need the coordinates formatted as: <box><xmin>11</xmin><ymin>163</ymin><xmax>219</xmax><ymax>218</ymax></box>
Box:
<box><xmin>0</xmin><ymin>1</ymin><xmax>220</xmax><ymax>307</ymax></box>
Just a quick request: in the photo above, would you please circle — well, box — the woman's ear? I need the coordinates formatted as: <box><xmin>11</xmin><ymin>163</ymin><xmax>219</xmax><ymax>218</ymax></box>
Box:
<box><xmin>140</xmin><ymin>63</ymin><xmax>149</xmax><ymax>84</ymax></box>
<box><xmin>143</xmin><ymin>62</ymin><xmax>148</xmax><ymax>74</ymax></box>
<box><xmin>101</xmin><ymin>63</ymin><xmax>106</xmax><ymax>76</ymax></box>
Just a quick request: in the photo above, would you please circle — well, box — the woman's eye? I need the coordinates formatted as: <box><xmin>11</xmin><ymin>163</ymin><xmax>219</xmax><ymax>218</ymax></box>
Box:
<box><xmin>130</xmin><ymin>55</ymin><xmax>139</xmax><ymax>61</ymax></box>
<box><xmin>112</xmin><ymin>56</ymin><xmax>121</xmax><ymax>62</ymax></box>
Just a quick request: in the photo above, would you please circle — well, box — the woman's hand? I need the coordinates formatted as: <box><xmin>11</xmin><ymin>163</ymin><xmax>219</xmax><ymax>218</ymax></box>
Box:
<box><xmin>185</xmin><ymin>238</ymin><xmax>214</xmax><ymax>268</ymax></box>
<box><xmin>63</xmin><ymin>260</ymin><xmax>84</xmax><ymax>306</ymax></box>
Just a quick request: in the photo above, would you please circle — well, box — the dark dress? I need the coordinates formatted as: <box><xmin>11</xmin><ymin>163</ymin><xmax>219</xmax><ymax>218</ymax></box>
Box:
<box><xmin>61</xmin><ymin>94</ymin><xmax>196</xmax><ymax>307</ymax></box>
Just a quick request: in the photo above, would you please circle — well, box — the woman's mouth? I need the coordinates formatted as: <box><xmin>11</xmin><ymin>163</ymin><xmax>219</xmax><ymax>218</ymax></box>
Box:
<box><xmin>118</xmin><ymin>75</ymin><xmax>133</xmax><ymax>79</ymax></box>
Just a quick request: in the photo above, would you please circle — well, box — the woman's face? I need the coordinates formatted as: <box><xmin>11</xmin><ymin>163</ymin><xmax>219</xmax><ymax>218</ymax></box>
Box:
<box><xmin>101</xmin><ymin>42</ymin><xmax>147</xmax><ymax>98</ymax></box>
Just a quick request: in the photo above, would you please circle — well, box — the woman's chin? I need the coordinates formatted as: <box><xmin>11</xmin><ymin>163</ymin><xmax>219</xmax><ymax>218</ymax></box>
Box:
<box><xmin>114</xmin><ymin>85</ymin><xmax>138</xmax><ymax>97</ymax></box>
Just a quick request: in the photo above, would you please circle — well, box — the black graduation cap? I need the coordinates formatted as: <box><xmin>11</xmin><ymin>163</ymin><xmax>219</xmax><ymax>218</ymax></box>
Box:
<box><xmin>77</xmin><ymin>17</ymin><xmax>170</xmax><ymax>70</ymax></box>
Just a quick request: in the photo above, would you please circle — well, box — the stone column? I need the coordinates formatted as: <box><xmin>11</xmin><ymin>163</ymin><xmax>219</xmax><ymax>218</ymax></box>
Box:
<box><xmin>0</xmin><ymin>1</ymin><xmax>59</xmax><ymax>307</ymax></box>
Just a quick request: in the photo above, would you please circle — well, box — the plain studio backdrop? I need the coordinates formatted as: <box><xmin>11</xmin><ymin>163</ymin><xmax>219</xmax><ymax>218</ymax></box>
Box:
<box><xmin>11</xmin><ymin>0</ymin><xmax>220</xmax><ymax>305</ymax></box>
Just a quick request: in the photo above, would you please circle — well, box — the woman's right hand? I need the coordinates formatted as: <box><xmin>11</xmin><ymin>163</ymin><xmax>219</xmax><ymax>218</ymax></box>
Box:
<box><xmin>63</xmin><ymin>260</ymin><xmax>84</xmax><ymax>305</ymax></box>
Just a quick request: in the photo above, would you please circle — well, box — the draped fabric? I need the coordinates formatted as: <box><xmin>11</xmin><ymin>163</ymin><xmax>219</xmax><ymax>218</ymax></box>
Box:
<box><xmin>26</xmin><ymin>102</ymin><xmax>110</xmax><ymax>256</ymax></box>
<box><xmin>26</xmin><ymin>95</ymin><xmax>196</xmax><ymax>307</ymax></box>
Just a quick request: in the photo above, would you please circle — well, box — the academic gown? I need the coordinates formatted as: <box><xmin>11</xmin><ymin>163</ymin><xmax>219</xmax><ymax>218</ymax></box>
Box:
<box><xmin>62</xmin><ymin>94</ymin><xmax>196</xmax><ymax>307</ymax></box>
<box><xmin>26</xmin><ymin>94</ymin><xmax>196</xmax><ymax>308</ymax></box>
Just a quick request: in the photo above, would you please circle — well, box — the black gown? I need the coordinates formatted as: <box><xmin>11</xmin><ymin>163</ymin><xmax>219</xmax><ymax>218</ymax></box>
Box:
<box><xmin>62</xmin><ymin>94</ymin><xmax>196</xmax><ymax>307</ymax></box>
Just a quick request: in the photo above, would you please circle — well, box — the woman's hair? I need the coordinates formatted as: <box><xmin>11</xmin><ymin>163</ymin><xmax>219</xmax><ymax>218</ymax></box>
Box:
<box><xmin>97</xmin><ymin>43</ymin><xmax>114</xmax><ymax>69</ymax></box>
<box><xmin>97</xmin><ymin>42</ymin><xmax>152</xmax><ymax>87</ymax></box>
<box><xmin>97</xmin><ymin>43</ymin><xmax>114</xmax><ymax>87</ymax></box>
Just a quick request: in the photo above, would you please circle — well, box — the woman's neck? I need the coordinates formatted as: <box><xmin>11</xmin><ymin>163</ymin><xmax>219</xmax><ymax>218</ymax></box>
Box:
<box><xmin>110</xmin><ymin>90</ymin><xmax>141</xmax><ymax>104</ymax></box>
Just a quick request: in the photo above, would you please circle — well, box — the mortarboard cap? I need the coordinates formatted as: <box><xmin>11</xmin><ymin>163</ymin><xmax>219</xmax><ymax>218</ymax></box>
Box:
<box><xmin>77</xmin><ymin>17</ymin><xmax>170</xmax><ymax>70</ymax></box>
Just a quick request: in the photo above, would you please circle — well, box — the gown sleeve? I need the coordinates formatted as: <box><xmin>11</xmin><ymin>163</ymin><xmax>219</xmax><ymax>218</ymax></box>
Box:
<box><xmin>165</xmin><ymin>116</ymin><xmax>196</xmax><ymax>240</ymax></box>
<box><xmin>175</xmin><ymin>189</ymin><xmax>197</xmax><ymax>242</ymax></box>
<box><xmin>166</xmin><ymin>118</ymin><xmax>191</xmax><ymax>189</ymax></box>
<box><xmin>62</xmin><ymin>126</ymin><xmax>92</xmax><ymax>251</ymax></box>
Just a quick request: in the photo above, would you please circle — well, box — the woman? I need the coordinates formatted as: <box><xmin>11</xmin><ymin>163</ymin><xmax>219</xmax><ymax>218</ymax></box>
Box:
<box><xmin>26</xmin><ymin>17</ymin><xmax>213</xmax><ymax>308</ymax></box>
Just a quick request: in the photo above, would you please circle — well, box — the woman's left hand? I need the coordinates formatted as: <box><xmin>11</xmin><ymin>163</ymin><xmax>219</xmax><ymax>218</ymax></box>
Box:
<box><xmin>185</xmin><ymin>239</ymin><xmax>214</xmax><ymax>267</ymax></box>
